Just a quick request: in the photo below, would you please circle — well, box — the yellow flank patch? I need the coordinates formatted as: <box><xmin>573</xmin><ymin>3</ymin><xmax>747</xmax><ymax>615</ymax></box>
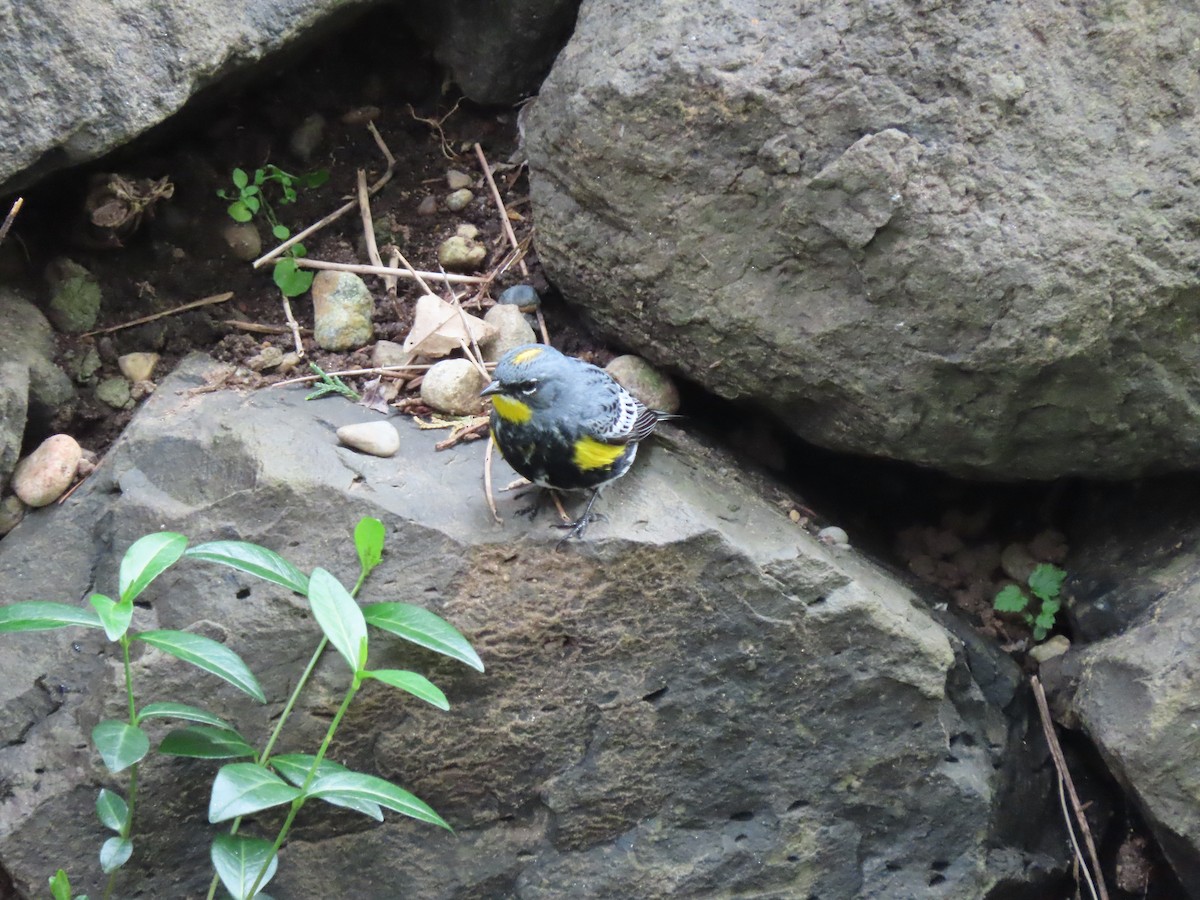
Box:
<box><xmin>573</xmin><ymin>435</ymin><xmax>626</xmax><ymax>470</ymax></box>
<box><xmin>512</xmin><ymin>347</ymin><xmax>545</xmax><ymax>365</ymax></box>
<box><xmin>491</xmin><ymin>394</ymin><xmax>533</xmax><ymax>424</ymax></box>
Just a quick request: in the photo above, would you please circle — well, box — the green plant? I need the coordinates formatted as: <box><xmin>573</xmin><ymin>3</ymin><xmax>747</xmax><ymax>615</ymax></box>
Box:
<box><xmin>305</xmin><ymin>361</ymin><xmax>361</xmax><ymax>402</ymax></box>
<box><xmin>49</xmin><ymin>869</ymin><xmax>87</xmax><ymax>900</ymax></box>
<box><xmin>0</xmin><ymin>518</ymin><xmax>482</xmax><ymax>899</ymax></box>
<box><xmin>217</xmin><ymin>165</ymin><xmax>329</xmax><ymax>297</ymax></box>
<box><xmin>994</xmin><ymin>562</ymin><xmax>1067</xmax><ymax>641</ymax></box>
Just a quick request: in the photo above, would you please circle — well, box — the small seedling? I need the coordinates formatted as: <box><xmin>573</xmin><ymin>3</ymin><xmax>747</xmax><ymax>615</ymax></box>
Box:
<box><xmin>218</xmin><ymin>165</ymin><xmax>329</xmax><ymax>297</ymax></box>
<box><xmin>994</xmin><ymin>562</ymin><xmax>1067</xmax><ymax>641</ymax></box>
<box><xmin>305</xmin><ymin>362</ymin><xmax>361</xmax><ymax>402</ymax></box>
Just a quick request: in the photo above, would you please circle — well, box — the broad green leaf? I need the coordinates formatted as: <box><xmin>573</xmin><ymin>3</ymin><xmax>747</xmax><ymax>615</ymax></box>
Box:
<box><xmin>232</xmin><ymin>168</ymin><xmax>249</xmax><ymax>189</ymax></box>
<box><xmin>354</xmin><ymin>517</ymin><xmax>385</xmax><ymax>577</ymax></box>
<box><xmin>308</xmin><ymin>770</ymin><xmax>450</xmax><ymax>830</ymax></box>
<box><xmin>291</xmin><ymin>242</ymin><xmax>308</xmax><ymax>259</ymax></box>
<box><xmin>243</xmin><ymin>195</ymin><xmax>261</xmax><ymax>214</ymax></box>
<box><xmin>99</xmin><ymin>836</ymin><xmax>132</xmax><ymax>873</ymax></box>
<box><xmin>185</xmin><ymin>541</ymin><xmax>309</xmax><ymax>595</ymax></box>
<box><xmin>1028</xmin><ymin>563</ymin><xmax>1067</xmax><ymax>603</ymax></box>
<box><xmin>211</xmin><ymin>832</ymin><xmax>278</xmax><ymax>900</ymax></box>
<box><xmin>92</xmin><ymin>721</ymin><xmax>149</xmax><ymax>773</ymax></box>
<box><xmin>273</xmin><ymin>258</ymin><xmax>313</xmax><ymax>297</ymax></box>
<box><xmin>364</xmin><ymin>669</ymin><xmax>448</xmax><ymax>711</ymax></box>
<box><xmin>89</xmin><ymin>593</ymin><xmax>133</xmax><ymax>642</ymax></box>
<box><xmin>119</xmin><ymin>532</ymin><xmax>187</xmax><ymax>603</ymax></box>
<box><xmin>271</xmin><ymin>224</ymin><xmax>290</xmax><ymax>240</ymax></box>
<box><xmin>137</xmin><ymin>701</ymin><xmax>232</xmax><ymax>730</ymax></box>
<box><xmin>0</xmin><ymin>601</ymin><xmax>102</xmax><ymax>633</ymax></box>
<box><xmin>135</xmin><ymin>630</ymin><xmax>265</xmax><ymax>702</ymax></box>
<box><xmin>992</xmin><ymin>585</ymin><xmax>1029</xmax><ymax>614</ymax></box>
<box><xmin>96</xmin><ymin>788</ymin><xmax>128</xmax><ymax>833</ymax></box>
<box><xmin>48</xmin><ymin>869</ymin><xmax>72</xmax><ymax>900</ymax></box>
<box><xmin>160</xmin><ymin>725</ymin><xmax>255</xmax><ymax>760</ymax></box>
<box><xmin>298</xmin><ymin>170</ymin><xmax>330</xmax><ymax>189</ymax></box>
<box><xmin>270</xmin><ymin>754</ymin><xmax>381</xmax><ymax>819</ymax></box>
<box><xmin>228</xmin><ymin>201</ymin><xmax>253</xmax><ymax>222</ymax></box>
<box><xmin>209</xmin><ymin>763</ymin><xmax>300</xmax><ymax>823</ymax></box>
<box><xmin>307</xmin><ymin>568</ymin><xmax>367</xmax><ymax>673</ymax></box>
<box><xmin>362</xmin><ymin>602</ymin><xmax>483</xmax><ymax>672</ymax></box>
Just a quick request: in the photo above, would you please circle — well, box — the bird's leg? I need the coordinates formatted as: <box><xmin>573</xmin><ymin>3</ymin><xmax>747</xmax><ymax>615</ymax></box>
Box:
<box><xmin>554</xmin><ymin>488</ymin><xmax>602</xmax><ymax>550</ymax></box>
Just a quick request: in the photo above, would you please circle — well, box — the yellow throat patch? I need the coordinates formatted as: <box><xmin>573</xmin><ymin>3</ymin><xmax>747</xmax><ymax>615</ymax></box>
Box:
<box><xmin>491</xmin><ymin>394</ymin><xmax>533</xmax><ymax>424</ymax></box>
<box><xmin>573</xmin><ymin>435</ymin><xmax>627</xmax><ymax>471</ymax></box>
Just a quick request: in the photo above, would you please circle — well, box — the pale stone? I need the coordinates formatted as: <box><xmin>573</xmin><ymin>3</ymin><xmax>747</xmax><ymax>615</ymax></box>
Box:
<box><xmin>222</xmin><ymin>221</ymin><xmax>261</xmax><ymax>261</ymax></box>
<box><xmin>311</xmin><ymin>270</ymin><xmax>374</xmax><ymax>351</ymax></box>
<box><xmin>403</xmin><ymin>294</ymin><xmax>495</xmax><ymax>359</ymax></box>
<box><xmin>446</xmin><ymin>169</ymin><xmax>473</xmax><ymax>190</ymax></box>
<box><xmin>436</xmin><ymin>234</ymin><xmax>487</xmax><ymax>271</ymax></box>
<box><xmin>605</xmin><ymin>355</ymin><xmax>680</xmax><ymax>413</ymax></box>
<box><xmin>12</xmin><ymin>434</ymin><xmax>82</xmax><ymax>507</ymax></box>
<box><xmin>481</xmin><ymin>304</ymin><xmax>536</xmax><ymax>362</ymax></box>
<box><xmin>118</xmin><ymin>352</ymin><xmax>159</xmax><ymax>383</ymax></box>
<box><xmin>420</xmin><ymin>359</ymin><xmax>487</xmax><ymax>416</ymax></box>
<box><xmin>371</xmin><ymin>340</ymin><xmax>410</xmax><ymax>368</ymax></box>
<box><xmin>336</xmin><ymin>422</ymin><xmax>400</xmax><ymax>458</ymax></box>
<box><xmin>445</xmin><ymin>188</ymin><xmax>474</xmax><ymax>211</ymax></box>
<box><xmin>1028</xmin><ymin>634</ymin><xmax>1070</xmax><ymax>664</ymax></box>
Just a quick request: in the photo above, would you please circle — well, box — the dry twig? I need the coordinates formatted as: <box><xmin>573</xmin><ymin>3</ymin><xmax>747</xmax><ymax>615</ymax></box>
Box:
<box><xmin>408</xmin><ymin>99</ymin><xmax>463</xmax><ymax>160</ymax></box>
<box><xmin>222</xmin><ymin>320</ymin><xmax>311</xmax><ymax>336</ymax></box>
<box><xmin>1031</xmin><ymin>676</ymin><xmax>1108</xmax><ymax>900</ymax></box>
<box><xmin>292</xmin><ymin>258</ymin><xmax>489</xmax><ymax>286</ymax></box>
<box><xmin>483</xmin><ymin>434</ymin><xmax>501</xmax><ymax>523</ymax></box>
<box><xmin>474</xmin><ymin>142</ymin><xmax>528</xmax><ymax>278</ymax></box>
<box><xmin>280</xmin><ymin>295</ymin><xmax>305</xmax><ymax>358</ymax></box>
<box><xmin>82</xmin><ymin>292</ymin><xmax>234</xmax><ymax>337</ymax></box>
<box><xmin>0</xmin><ymin>197</ymin><xmax>23</xmax><ymax>248</ymax></box>
<box><xmin>253</xmin><ymin>122</ymin><xmax>396</xmax><ymax>269</ymax></box>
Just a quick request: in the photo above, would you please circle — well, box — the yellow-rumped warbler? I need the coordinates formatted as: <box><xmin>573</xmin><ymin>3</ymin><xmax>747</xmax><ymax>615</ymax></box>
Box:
<box><xmin>481</xmin><ymin>343</ymin><xmax>675</xmax><ymax>542</ymax></box>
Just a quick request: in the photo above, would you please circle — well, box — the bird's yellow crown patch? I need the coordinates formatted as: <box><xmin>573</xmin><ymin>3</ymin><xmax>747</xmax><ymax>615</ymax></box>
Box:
<box><xmin>572</xmin><ymin>435</ymin><xmax>626</xmax><ymax>470</ymax></box>
<box><xmin>491</xmin><ymin>394</ymin><xmax>533</xmax><ymax>424</ymax></box>
<box><xmin>512</xmin><ymin>347</ymin><xmax>545</xmax><ymax>365</ymax></box>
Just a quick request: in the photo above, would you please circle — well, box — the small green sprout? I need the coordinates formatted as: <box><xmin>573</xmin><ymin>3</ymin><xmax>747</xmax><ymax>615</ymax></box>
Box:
<box><xmin>217</xmin><ymin>165</ymin><xmax>329</xmax><ymax>298</ymax></box>
<box><xmin>994</xmin><ymin>562</ymin><xmax>1067</xmax><ymax>642</ymax></box>
<box><xmin>305</xmin><ymin>362</ymin><xmax>361</xmax><ymax>402</ymax></box>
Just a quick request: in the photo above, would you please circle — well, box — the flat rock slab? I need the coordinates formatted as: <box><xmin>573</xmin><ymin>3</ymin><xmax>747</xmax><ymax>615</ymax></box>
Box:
<box><xmin>0</xmin><ymin>355</ymin><xmax>1060</xmax><ymax>897</ymax></box>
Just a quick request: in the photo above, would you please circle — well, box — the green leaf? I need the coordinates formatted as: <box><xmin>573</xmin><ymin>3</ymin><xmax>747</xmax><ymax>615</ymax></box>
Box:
<box><xmin>119</xmin><ymin>532</ymin><xmax>188</xmax><ymax>603</ymax></box>
<box><xmin>273</xmin><ymin>257</ymin><xmax>313</xmax><ymax>297</ymax></box>
<box><xmin>308</xmin><ymin>770</ymin><xmax>450</xmax><ymax>830</ymax></box>
<box><xmin>99</xmin><ymin>836</ymin><xmax>132</xmax><ymax>873</ymax></box>
<box><xmin>0</xmin><ymin>601</ymin><xmax>102</xmax><ymax>632</ymax></box>
<box><xmin>270</xmin><ymin>754</ymin><xmax>381</xmax><ymax>819</ymax></box>
<box><xmin>232</xmin><ymin>168</ymin><xmax>249</xmax><ymax>189</ymax></box>
<box><xmin>354</xmin><ymin>517</ymin><xmax>385</xmax><ymax>577</ymax></box>
<box><xmin>1028</xmin><ymin>563</ymin><xmax>1067</xmax><ymax>603</ymax></box>
<box><xmin>89</xmin><ymin>593</ymin><xmax>133</xmax><ymax>642</ymax></box>
<box><xmin>252</xmin><ymin>169</ymin><xmax>267</xmax><ymax>186</ymax></box>
<box><xmin>160</xmin><ymin>725</ymin><xmax>256</xmax><ymax>759</ymax></box>
<box><xmin>228</xmin><ymin>201</ymin><xmax>253</xmax><ymax>222</ymax></box>
<box><xmin>307</xmin><ymin>568</ymin><xmax>368</xmax><ymax>674</ymax></box>
<box><xmin>209</xmin><ymin>763</ymin><xmax>301</xmax><ymax>823</ymax></box>
<box><xmin>185</xmin><ymin>541</ymin><xmax>309</xmax><ymax>595</ymax></box>
<box><xmin>993</xmin><ymin>584</ymin><xmax>1030</xmax><ymax>614</ymax></box>
<box><xmin>92</xmin><ymin>721</ymin><xmax>150</xmax><ymax>774</ymax></box>
<box><xmin>298</xmin><ymin>170</ymin><xmax>330</xmax><ymax>189</ymax></box>
<box><xmin>271</xmin><ymin>224</ymin><xmax>290</xmax><ymax>240</ymax></box>
<box><xmin>135</xmin><ymin>630</ymin><xmax>265</xmax><ymax>702</ymax></box>
<box><xmin>211</xmin><ymin>833</ymin><xmax>278</xmax><ymax>900</ymax></box>
<box><xmin>49</xmin><ymin>869</ymin><xmax>72</xmax><ymax>900</ymax></box>
<box><xmin>242</xmin><ymin>185</ymin><xmax>260</xmax><ymax>197</ymax></box>
<box><xmin>362</xmin><ymin>602</ymin><xmax>484</xmax><ymax>672</ymax></box>
<box><xmin>291</xmin><ymin>242</ymin><xmax>307</xmax><ymax>258</ymax></box>
<box><xmin>243</xmin><ymin>195</ymin><xmax>261</xmax><ymax>214</ymax></box>
<box><xmin>364</xmin><ymin>669</ymin><xmax>448</xmax><ymax>711</ymax></box>
<box><xmin>136</xmin><ymin>701</ymin><xmax>232</xmax><ymax>729</ymax></box>
<box><xmin>96</xmin><ymin>788</ymin><xmax>129</xmax><ymax>833</ymax></box>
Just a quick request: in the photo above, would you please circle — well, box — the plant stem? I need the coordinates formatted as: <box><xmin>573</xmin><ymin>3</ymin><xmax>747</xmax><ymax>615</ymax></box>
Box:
<box><xmin>104</xmin><ymin>637</ymin><xmax>140</xmax><ymax>900</ymax></box>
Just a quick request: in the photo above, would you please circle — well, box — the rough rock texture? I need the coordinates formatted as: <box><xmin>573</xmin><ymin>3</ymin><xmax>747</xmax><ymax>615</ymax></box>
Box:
<box><xmin>526</xmin><ymin>0</ymin><xmax>1200</xmax><ymax>480</ymax></box>
<box><xmin>0</xmin><ymin>355</ymin><xmax>1062</xmax><ymax>898</ymax></box>
<box><xmin>0</xmin><ymin>289</ymin><xmax>75</xmax><ymax>493</ymax></box>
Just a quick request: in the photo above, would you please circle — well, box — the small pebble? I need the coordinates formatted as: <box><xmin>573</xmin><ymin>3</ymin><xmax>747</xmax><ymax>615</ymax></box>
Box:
<box><xmin>444</xmin><ymin>189</ymin><xmax>474</xmax><ymax>212</ymax></box>
<box><xmin>222</xmin><ymin>221</ymin><xmax>262</xmax><ymax>261</ymax></box>
<box><xmin>289</xmin><ymin>112</ymin><xmax>326</xmax><ymax>162</ymax></box>
<box><xmin>817</xmin><ymin>526</ymin><xmax>850</xmax><ymax>548</ymax></box>
<box><xmin>446</xmin><ymin>169</ymin><xmax>473</xmax><ymax>190</ymax></box>
<box><xmin>278</xmin><ymin>352</ymin><xmax>302</xmax><ymax>374</ymax></box>
<box><xmin>311</xmin><ymin>270</ymin><xmax>374</xmax><ymax>351</ymax></box>
<box><xmin>421</xmin><ymin>359</ymin><xmax>487</xmax><ymax>416</ymax></box>
<box><xmin>118</xmin><ymin>352</ymin><xmax>159</xmax><ymax>383</ymax></box>
<box><xmin>1028</xmin><ymin>634</ymin><xmax>1071</xmax><ymax>664</ymax></box>
<box><xmin>129</xmin><ymin>381</ymin><xmax>156</xmax><ymax>401</ymax></box>
<box><xmin>96</xmin><ymin>376</ymin><xmax>133</xmax><ymax>409</ymax></box>
<box><xmin>456</xmin><ymin>223</ymin><xmax>479</xmax><ymax>239</ymax></box>
<box><xmin>497</xmin><ymin>284</ymin><xmax>541</xmax><ymax>312</ymax></box>
<box><xmin>437</xmin><ymin>234</ymin><xmax>487</xmax><ymax>271</ymax></box>
<box><xmin>341</xmin><ymin>106</ymin><xmax>381</xmax><ymax>125</ymax></box>
<box><xmin>245</xmin><ymin>345</ymin><xmax>284</xmax><ymax>372</ymax></box>
<box><xmin>336</xmin><ymin>422</ymin><xmax>400</xmax><ymax>458</ymax></box>
<box><xmin>0</xmin><ymin>495</ymin><xmax>26</xmax><ymax>535</ymax></box>
<box><xmin>1000</xmin><ymin>542</ymin><xmax>1037</xmax><ymax>583</ymax></box>
<box><xmin>605</xmin><ymin>355</ymin><xmax>680</xmax><ymax>413</ymax></box>
<box><xmin>416</xmin><ymin>195</ymin><xmax>438</xmax><ymax>216</ymax></box>
<box><xmin>481</xmin><ymin>304</ymin><xmax>536</xmax><ymax>362</ymax></box>
<box><xmin>12</xmin><ymin>434</ymin><xmax>82</xmax><ymax>507</ymax></box>
<box><xmin>45</xmin><ymin>257</ymin><xmax>102</xmax><ymax>333</ymax></box>
<box><xmin>372</xmin><ymin>340</ymin><xmax>409</xmax><ymax>368</ymax></box>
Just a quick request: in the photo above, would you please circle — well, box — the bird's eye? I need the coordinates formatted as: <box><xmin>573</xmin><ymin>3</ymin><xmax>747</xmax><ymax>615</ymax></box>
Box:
<box><xmin>517</xmin><ymin>380</ymin><xmax>538</xmax><ymax>396</ymax></box>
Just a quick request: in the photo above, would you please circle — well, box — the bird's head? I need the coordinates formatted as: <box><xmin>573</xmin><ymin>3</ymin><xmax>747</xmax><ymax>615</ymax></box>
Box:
<box><xmin>480</xmin><ymin>344</ymin><xmax>569</xmax><ymax>423</ymax></box>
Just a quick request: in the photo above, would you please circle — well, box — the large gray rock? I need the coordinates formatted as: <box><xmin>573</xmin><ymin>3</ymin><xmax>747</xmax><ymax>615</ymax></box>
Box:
<box><xmin>0</xmin><ymin>355</ymin><xmax>1062</xmax><ymax>897</ymax></box>
<box><xmin>526</xmin><ymin>0</ymin><xmax>1200</xmax><ymax>480</ymax></box>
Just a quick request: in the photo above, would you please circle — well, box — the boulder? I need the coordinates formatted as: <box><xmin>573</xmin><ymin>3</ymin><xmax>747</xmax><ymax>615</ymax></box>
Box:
<box><xmin>0</xmin><ymin>355</ymin><xmax>1062</xmax><ymax>897</ymax></box>
<box><xmin>526</xmin><ymin>0</ymin><xmax>1200</xmax><ymax>479</ymax></box>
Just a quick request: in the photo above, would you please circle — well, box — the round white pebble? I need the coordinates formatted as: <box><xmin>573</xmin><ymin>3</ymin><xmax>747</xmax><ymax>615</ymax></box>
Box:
<box><xmin>336</xmin><ymin>422</ymin><xmax>400</xmax><ymax>458</ymax></box>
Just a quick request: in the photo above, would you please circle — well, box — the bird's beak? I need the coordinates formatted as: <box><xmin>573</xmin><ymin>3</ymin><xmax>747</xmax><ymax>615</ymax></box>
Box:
<box><xmin>480</xmin><ymin>380</ymin><xmax>502</xmax><ymax>397</ymax></box>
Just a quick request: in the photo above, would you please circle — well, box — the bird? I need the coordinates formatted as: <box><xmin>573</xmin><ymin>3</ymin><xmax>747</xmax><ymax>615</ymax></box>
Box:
<box><xmin>480</xmin><ymin>343</ymin><xmax>675</xmax><ymax>544</ymax></box>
